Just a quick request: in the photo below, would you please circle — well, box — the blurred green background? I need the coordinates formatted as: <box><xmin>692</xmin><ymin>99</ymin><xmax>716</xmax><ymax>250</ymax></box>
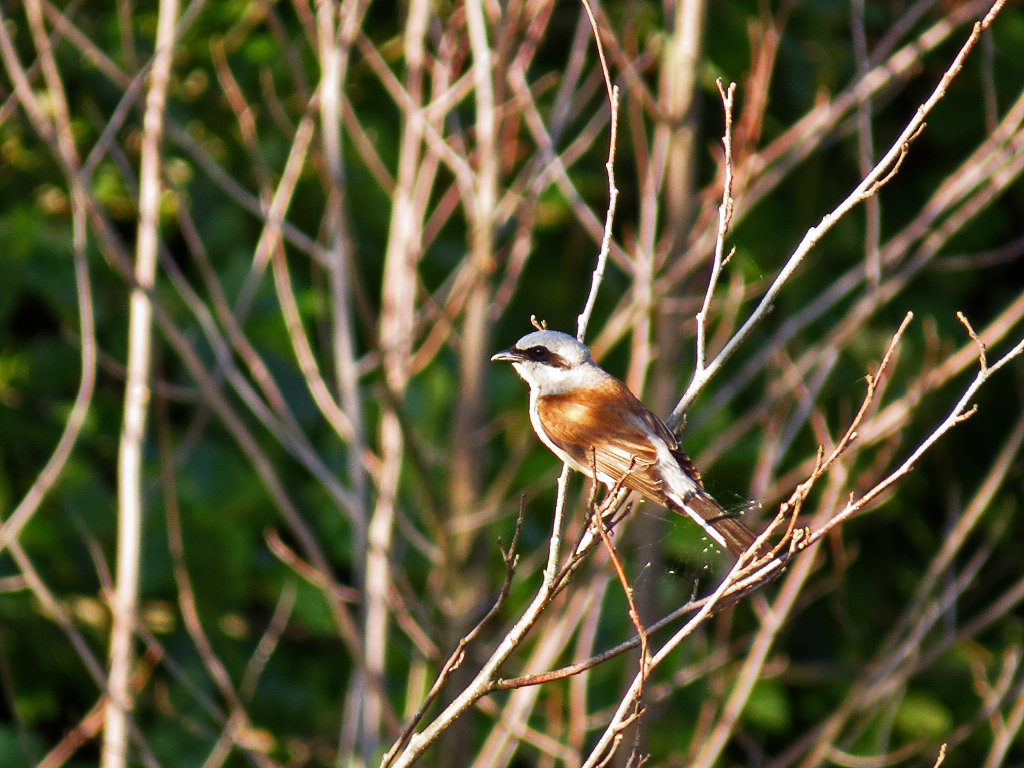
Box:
<box><xmin>2</xmin><ymin>1</ymin><xmax>1024</xmax><ymax>766</ymax></box>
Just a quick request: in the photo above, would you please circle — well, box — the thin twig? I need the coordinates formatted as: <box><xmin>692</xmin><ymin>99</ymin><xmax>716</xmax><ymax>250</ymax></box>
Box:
<box><xmin>694</xmin><ymin>79</ymin><xmax>738</xmax><ymax>379</ymax></box>
<box><xmin>577</xmin><ymin>0</ymin><xmax>620</xmax><ymax>343</ymax></box>
<box><xmin>588</xmin><ymin>453</ymin><xmax>650</xmax><ymax>729</ymax></box>
<box><xmin>592</xmin><ymin>514</ymin><xmax>649</xmax><ymax>731</ymax></box>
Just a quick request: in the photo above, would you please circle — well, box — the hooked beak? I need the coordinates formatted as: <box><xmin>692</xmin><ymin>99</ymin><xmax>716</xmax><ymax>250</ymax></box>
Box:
<box><xmin>490</xmin><ymin>347</ymin><xmax>523</xmax><ymax>363</ymax></box>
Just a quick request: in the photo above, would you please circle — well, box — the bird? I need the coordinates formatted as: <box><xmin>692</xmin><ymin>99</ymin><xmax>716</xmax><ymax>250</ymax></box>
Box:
<box><xmin>491</xmin><ymin>329</ymin><xmax>759</xmax><ymax>558</ymax></box>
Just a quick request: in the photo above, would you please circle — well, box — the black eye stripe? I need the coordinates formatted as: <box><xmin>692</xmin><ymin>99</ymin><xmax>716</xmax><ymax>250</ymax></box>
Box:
<box><xmin>517</xmin><ymin>346</ymin><xmax>571</xmax><ymax>369</ymax></box>
<box><xmin>515</xmin><ymin>345</ymin><xmax>549</xmax><ymax>362</ymax></box>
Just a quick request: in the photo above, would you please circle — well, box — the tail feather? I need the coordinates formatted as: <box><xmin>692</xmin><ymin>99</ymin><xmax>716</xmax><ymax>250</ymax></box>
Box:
<box><xmin>668</xmin><ymin>492</ymin><xmax>759</xmax><ymax>558</ymax></box>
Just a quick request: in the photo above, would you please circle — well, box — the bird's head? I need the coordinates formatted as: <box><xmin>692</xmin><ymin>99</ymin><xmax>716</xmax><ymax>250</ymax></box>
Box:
<box><xmin>490</xmin><ymin>330</ymin><xmax>598</xmax><ymax>395</ymax></box>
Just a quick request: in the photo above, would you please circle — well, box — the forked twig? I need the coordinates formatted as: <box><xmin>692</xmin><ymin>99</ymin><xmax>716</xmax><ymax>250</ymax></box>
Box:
<box><xmin>669</xmin><ymin>4</ymin><xmax>1005</xmax><ymax>427</ymax></box>
<box><xmin>813</xmin><ymin>312</ymin><xmax>1024</xmax><ymax>541</ymax></box>
<box><xmin>380</xmin><ymin>501</ymin><xmax>526</xmax><ymax>768</ymax></box>
<box><xmin>695</xmin><ymin>79</ymin><xmax>738</xmax><ymax>377</ymax></box>
<box><xmin>778</xmin><ymin>311</ymin><xmax>915</xmax><ymax>536</ymax></box>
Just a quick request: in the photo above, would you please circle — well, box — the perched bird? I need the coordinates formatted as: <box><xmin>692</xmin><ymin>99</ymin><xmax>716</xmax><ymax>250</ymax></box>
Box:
<box><xmin>491</xmin><ymin>330</ymin><xmax>758</xmax><ymax>558</ymax></box>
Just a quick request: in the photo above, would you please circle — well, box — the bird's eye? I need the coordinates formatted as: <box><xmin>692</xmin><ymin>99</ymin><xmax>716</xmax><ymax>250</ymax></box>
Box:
<box><xmin>526</xmin><ymin>346</ymin><xmax>549</xmax><ymax>361</ymax></box>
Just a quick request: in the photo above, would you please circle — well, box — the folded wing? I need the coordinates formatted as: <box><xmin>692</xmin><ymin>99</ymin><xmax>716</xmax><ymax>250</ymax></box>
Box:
<box><xmin>536</xmin><ymin>384</ymin><xmax>758</xmax><ymax>558</ymax></box>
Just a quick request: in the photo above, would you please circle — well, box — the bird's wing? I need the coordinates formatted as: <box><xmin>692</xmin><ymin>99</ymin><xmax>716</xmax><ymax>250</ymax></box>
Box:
<box><xmin>535</xmin><ymin>386</ymin><xmax>671</xmax><ymax>502</ymax></box>
<box><xmin>537</xmin><ymin>384</ymin><xmax>758</xmax><ymax>558</ymax></box>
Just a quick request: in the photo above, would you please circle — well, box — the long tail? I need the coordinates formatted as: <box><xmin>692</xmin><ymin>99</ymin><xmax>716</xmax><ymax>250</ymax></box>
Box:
<box><xmin>667</xmin><ymin>491</ymin><xmax>759</xmax><ymax>558</ymax></box>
